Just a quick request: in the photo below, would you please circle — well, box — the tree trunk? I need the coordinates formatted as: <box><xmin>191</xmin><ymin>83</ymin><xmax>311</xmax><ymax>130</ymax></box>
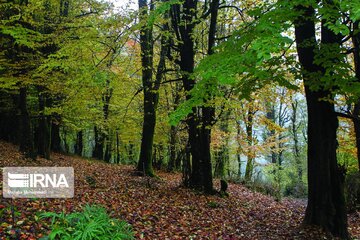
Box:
<box><xmin>137</xmin><ymin>90</ymin><xmax>157</xmax><ymax>176</ymax></box>
<box><xmin>0</xmin><ymin>92</ymin><xmax>19</xmax><ymax>143</ymax></box>
<box><xmin>116</xmin><ymin>131</ymin><xmax>120</xmax><ymax>163</ymax></box>
<box><xmin>51</xmin><ymin>120</ymin><xmax>61</xmax><ymax>152</ymax></box>
<box><xmin>37</xmin><ymin>89</ymin><xmax>51</xmax><ymax>159</ymax></box>
<box><xmin>138</xmin><ymin>0</ymin><xmax>169</xmax><ymax>176</ymax></box>
<box><xmin>102</xmin><ymin>78</ymin><xmax>112</xmax><ymax>162</ymax></box>
<box><xmin>19</xmin><ymin>87</ymin><xmax>36</xmax><ymax>159</ymax></box>
<box><xmin>63</xmin><ymin>128</ymin><xmax>69</xmax><ymax>153</ymax></box>
<box><xmin>265</xmin><ymin>103</ymin><xmax>277</xmax><ymax>164</ymax></box>
<box><xmin>294</xmin><ymin>4</ymin><xmax>348</xmax><ymax>238</ymax></box>
<box><xmin>352</xmin><ymin>21</ymin><xmax>360</xmax><ymax>171</ymax></box>
<box><xmin>182</xmin><ymin>143</ymin><xmax>191</xmax><ymax>186</ymax></box>
<box><xmin>214</xmin><ymin>111</ymin><xmax>230</xmax><ymax>178</ymax></box>
<box><xmin>167</xmin><ymin>125</ymin><xmax>177</xmax><ymax>171</ymax></box>
<box><xmin>354</xmin><ymin>103</ymin><xmax>360</xmax><ymax>172</ymax></box>
<box><xmin>74</xmin><ymin>130</ymin><xmax>83</xmax><ymax>156</ymax></box>
<box><xmin>104</xmin><ymin>133</ymin><xmax>112</xmax><ymax>162</ymax></box>
<box><xmin>137</xmin><ymin>0</ymin><xmax>156</xmax><ymax>176</ymax></box>
<box><xmin>236</xmin><ymin>121</ymin><xmax>242</xmax><ymax>177</ymax></box>
<box><xmin>170</xmin><ymin>0</ymin><xmax>218</xmax><ymax>193</ymax></box>
<box><xmin>244</xmin><ymin>102</ymin><xmax>254</xmax><ymax>182</ymax></box>
<box><xmin>291</xmin><ymin>100</ymin><xmax>303</xmax><ymax>181</ymax></box>
<box><xmin>93</xmin><ymin>126</ymin><xmax>103</xmax><ymax>159</ymax></box>
<box><xmin>214</xmin><ymin>148</ymin><xmax>226</xmax><ymax>178</ymax></box>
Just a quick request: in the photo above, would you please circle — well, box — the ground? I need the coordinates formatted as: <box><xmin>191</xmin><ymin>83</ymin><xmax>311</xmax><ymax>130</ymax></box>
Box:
<box><xmin>0</xmin><ymin>141</ymin><xmax>359</xmax><ymax>240</ymax></box>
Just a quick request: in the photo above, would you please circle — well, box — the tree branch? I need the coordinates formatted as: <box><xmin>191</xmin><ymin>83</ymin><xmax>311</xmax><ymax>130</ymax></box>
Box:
<box><xmin>335</xmin><ymin>111</ymin><xmax>360</xmax><ymax>120</ymax></box>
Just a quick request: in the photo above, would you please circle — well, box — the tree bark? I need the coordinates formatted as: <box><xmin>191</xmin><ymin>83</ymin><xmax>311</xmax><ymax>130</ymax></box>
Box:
<box><xmin>74</xmin><ymin>130</ymin><xmax>83</xmax><ymax>156</ymax></box>
<box><xmin>167</xmin><ymin>82</ymin><xmax>181</xmax><ymax>172</ymax></box>
<box><xmin>19</xmin><ymin>87</ymin><xmax>36</xmax><ymax>159</ymax></box>
<box><xmin>93</xmin><ymin>126</ymin><xmax>103</xmax><ymax>159</ymax></box>
<box><xmin>37</xmin><ymin>89</ymin><xmax>51</xmax><ymax>159</ymax></box>
<box><xmin>116</xmin><ymin>130</ymin><xmax>120</xmax><ymax>163</ymax></box>
<box><xmin>138</xmin><ymin>0</ymin><xmax>169</xmax><ymax>176</ymax></box>
<box><xmin>51</xmin><ymin>119</ymin><xmax>61</xmax><ymax>152</ymax></box>
<box><xmin>170</xmin><ymin>0</ymin><xmax>219</xmax><ymax>193</ymax></box>
<box><xmin>102</xmin><ymin>79</ymin><xmax>112</xmax><ymax>162</ymax></box>
<box><xmin>354</xmin><ymin>103</ymin><xmax>360</xmax><ymax>172</ymax></box>
<box><xmin>294</xmin><ymin>3</ymin><xmax>348</xmax><ymax>238</ymax></box>
<box><xmin>265</xmin><ymin>103</ymin><xmax>277</xmax><ymax>164</ymax></box>
<box><xmin>291</xmin><ymin>99</ymin><xmax>303</xmax><ymax>181</ymax></box>
<box><xmin>352</xmin><ymin>21</ymin><xmax>360</xmax><ymax>171</ymax></box>
<box><xmin>167</xmin><ymin>125</ymin><xmax>177</xmax><ymax>171</ymax></box>
<box><xmin>244</xmin><ymin>102</ymin><xmax>254</xmax><ymax>182</ymax></box>
<box><xmin>214</xmin><ymin>111</ymin><xmax>230</xmax><ymax>178</ymax></box>
<box><xmin>104</xmin><ymin>133</ymin><xmax>112</xmax><ymax>162</ymax></box>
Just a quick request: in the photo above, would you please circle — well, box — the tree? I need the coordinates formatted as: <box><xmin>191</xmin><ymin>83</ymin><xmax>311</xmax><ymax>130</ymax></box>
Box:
<box><xmin>170</xmin><ymin>0</ymin><xmax>220</xmax><ymax>193</ymax></box>
<box><xmin>293</xmin><ymin>1</ymin><xmax>348</xmax><ymax>238</ymax></box>
<box><xmin>137</xmin><ymin>0</ymin><xmax>170</xmax><ymax>176</ymax></box>
<box><xmin>351</xmin><ymin>21</ymin><xmax>360</xmax><ymax>171</ymax></box>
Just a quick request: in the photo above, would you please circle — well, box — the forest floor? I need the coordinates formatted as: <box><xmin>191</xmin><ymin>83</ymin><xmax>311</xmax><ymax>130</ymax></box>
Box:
<box><xmin>0</xmin><ymin>141</ymin><xmax>359</xmax><ymax>240</ymax></box>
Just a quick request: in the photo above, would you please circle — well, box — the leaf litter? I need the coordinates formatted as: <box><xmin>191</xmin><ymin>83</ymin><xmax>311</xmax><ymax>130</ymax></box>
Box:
<box><xmin>0</xmin><ymin>141</ymin><xmax>359</xmax><ymax>240</ymax></box>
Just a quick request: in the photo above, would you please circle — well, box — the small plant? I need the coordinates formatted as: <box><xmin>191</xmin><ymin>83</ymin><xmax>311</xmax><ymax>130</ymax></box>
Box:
<box><xmin>40</xmin><ymin>204</ymin><xmax>134</xmax><ymax>240</ymax></box>
<box><xmin>207</xmin><ymin>201</ymin><xmax>220</xmax><ymax>208</ymax></box>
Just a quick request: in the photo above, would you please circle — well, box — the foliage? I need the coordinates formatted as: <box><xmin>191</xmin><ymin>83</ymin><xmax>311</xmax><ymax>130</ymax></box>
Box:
<box><xmin>40</xmin><ymin>204</ymin><xmax>134</xmax><ymax>240</ymax></box>
<box><xmin>263</xmin><ymin>152</ymin><xmax>307</xmax><ymax>199</ymax></box>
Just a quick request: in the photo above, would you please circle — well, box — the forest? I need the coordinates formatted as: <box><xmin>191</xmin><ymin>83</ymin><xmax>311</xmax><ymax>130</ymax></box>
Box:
<box><xmin>0</xmin><ymin>0</ymin><xmax>360</xmax><ymax>239</ymax></box>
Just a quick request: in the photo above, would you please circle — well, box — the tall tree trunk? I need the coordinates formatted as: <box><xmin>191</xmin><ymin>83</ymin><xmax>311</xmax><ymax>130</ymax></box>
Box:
<box><xmin>167</xmin><ymin>82</ymin><xmax>181</xmax><ymax>172</ymax></box>
<box><xmin>0</xmin><ymin>93</ymin><xmax>19</xmax><ymax>143</ymax></box>
<box><xmin>137</xmin><ymin>0</ymin><xmax>156</xmax><ymax>176</ymax></box>
<box><xmin>236</xmin><ymin>121</ymin><xmax>242</xmax><ymax>177</ymax></box>
<box><xmin>194</xmin><ymin>0</ymin><xmax>220</xmax><ymax>192</ymax></box>
<box><xmin>291</xmin><ymin>99</ymin><xmax>303</xmax><ymax>181</ymax></box>
<box><xmin>138</xmin><ymin>90</ymin><xmax>157</xmax><ymax>175</ymax></box>
<box><xmin>265</xmin><ymin>103</ymin><xmax>277</xmax><ymax>164</ymax></box>
<box><xmin>244</xmin><ymin>102</ymin><xmax>254</xmax><ymax>182</ymax></box>
<box><xmin>93</xmin><ymin>126</ymin><xmax>103</xmax><ymax>159</ymax></box>
<box><xmin>102</xmin><ymin>79</ymin><xmax>112</xmax><ymax>162</ymax></box>
<box><xmin>354</xmin><ymin>103</ymin><xmax>360</xmax><ymax>172</ymax></box>
<box><xmin>63</xmin><ymin>127</ymin><xmax>69</xmax><ymax>153</ymax></box>
<box><xmin>167</xmin><ymin>125</ymin><xmax>177</xmax><ymax>171</ymax></box>
<box><xmin>74</xmin><ymin>130</ymin><xmax>83</xmax><ymax>156</ymax></box>
<box><xmin>352</xmin><ymin>21</ymin><xmax>360</xmax><ymax>171</ymax></box>
<box><xmin>116</xmin><ymin>131</ymin><xmax>120</xmax><ymax>163</ymax></box>
<box><xmin>294</xmin><ymin>3</ymin><xmax>348</xmax><ymax>238</ymax></box>
<box><xmin>125</xmin><ymin>142</ymin><xmax>135</xmax><ymax>163</ymax></box>
<box><xmin>214</xmin><ymin>111</ymin><xmax>230</xmax><ymax>178</ymax></box>
<box><xmin>171</xmin><ymin>0</ymin><xmax>218</xmax><ymax>193</ymax></box>
<box><xmin>37</xmin><ymin>89</ymin><xmax>51</xmax><ymax>159</ymax></box>
<box><xmin>138</xmin><ymin>0</ymin><xmax>169</xmax><ymax>176</ymax></box>
<box><xmin>104</xmin><ymin>133</ymin><xmax>112</xmax><ymax>162</ymax></box>
<box><xmin>19</xmin><ymin>87</ymin><xmax>36</xmax><ymax>159</ymax></box>
<box><xmin>182</xmin><ymin>143</ymin><xmax>191</xmax><ymax>186</ymax></box>
<box><xmin>171</xmin><ymin>0</ymin><xmax>199</xmax><ymax>188</ymax></box>
<box><xmin>51</xmin><ymin>119</ymin><xmax>61</xmax><ymax>152</ymax></box>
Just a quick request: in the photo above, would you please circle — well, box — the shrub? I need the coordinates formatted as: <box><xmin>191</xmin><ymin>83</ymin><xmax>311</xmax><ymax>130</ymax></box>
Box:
<box><xmin>40</xmin><ymin>204</ymin><xmax>134</xmax><ymax>240</ymax></box>
<box><xmin>284</xmin><ymin>181</ymin><xmax>307</xmax><ymax>198</ymax></box>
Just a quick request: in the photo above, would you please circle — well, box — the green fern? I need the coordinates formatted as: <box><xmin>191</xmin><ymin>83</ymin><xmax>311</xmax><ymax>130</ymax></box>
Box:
<box><xmin>40</xmin><ymin>204</ymin><xmax>134</xmax><ymax>240</ymax></box>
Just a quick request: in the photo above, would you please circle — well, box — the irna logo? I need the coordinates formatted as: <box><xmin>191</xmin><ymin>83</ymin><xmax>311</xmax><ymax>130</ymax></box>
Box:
<box><xmin>3</xmin><ymin>167</ymin><xmax>74</xmax><ymax>198</ymax></box>
<box><xmin>7</xmin><ymin>173</ymin><xmax>69</xmax><ymax>188</ymax></box>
